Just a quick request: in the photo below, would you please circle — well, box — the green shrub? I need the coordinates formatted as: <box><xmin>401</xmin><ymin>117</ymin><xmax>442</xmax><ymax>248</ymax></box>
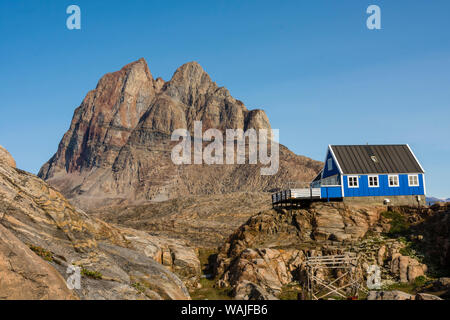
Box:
<box><xmin>381</xmin><ymin>211</ymin><xmax>410</xmax><ymax>236</ymax></box>
<box><xmin>413</xmin><ymin>275</ymin><xmax>427</xmax><ymax>287</ymax></box>
<box><xmin>132</xmin><ymin>282</ymin><xmax>147</xmax><ymax>293</ymax></box>
<box><xmin>80</xmin><ymin>266</ymin><xmax>103</xmax><ymax>280</ymax></box>
<box><xmin>28</xmin><ymin>244</ymin><xmax>53</xmax><ymax>262</ymax></box>
<box><xmin>399</xmin><ymin>246</ymin><xmax>415</xmax><ymax>257</ymax></box>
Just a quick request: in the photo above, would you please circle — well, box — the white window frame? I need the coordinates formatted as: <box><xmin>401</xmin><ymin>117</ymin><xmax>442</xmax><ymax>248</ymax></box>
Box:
<box><xmin>388</xmin><ymin>174</ymin><xmax>400</xmax><ymax>187</ymax></box>
<box><xmin>327</xmin><ymin>158</ymin><xmax>333</xmax><ymax>171</ymax></box>
<box><xmin>368</xmin><ymin>175</ymin><xmax>379</xmax><ymax>188</ymax></box>
<box><xmin>348</xmin><ymin>175</ymin><xmax>359</xmax><ymax>188</ymax></box>
<box><xmin>408</xmin><ymin>174</ymin><xmax>419</xmax><ymax>187</ymax></box>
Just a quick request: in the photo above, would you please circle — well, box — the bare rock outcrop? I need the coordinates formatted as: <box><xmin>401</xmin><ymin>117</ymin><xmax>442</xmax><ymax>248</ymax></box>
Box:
<box><xmin>367</xmin><ymin>291</ymin><xmax>443</xmax><ymax>300</ymax></box>
<box><xmin>0</xmin><ymin>145</ymin><xmax>15</xmax><ymax>168</ymax></box>
<box><xmin>221</xmin><ymin>248</ymin><xmax>304</xmax><ymax>297</ymax></box>
<box><xmin>412</xmin><ymin>204</ymin><xmax>450</xmax><ymax>269</ymax></box>
<box><xmin>0</xmin><ymin>150</ymin><xmax>198</xmax><ymax>299</ymax></box>
<box><xmin>213</xmin><ymin>203</ymin><xmax>384</xmax><ymax>298</ymax></box>
<box><xmin>216</xmin><ymin>203</ymin><xmax>382</xmax><ymax>262</ymax></box>
<box><xmin>389</xmin><ymin>254</ymin><xmax>427</xmax><ymax>283</ymax></box>
<box><xmin>415</xmin><ymin>293</ymin><xmax>443</xmax><ymax>300</ymax></box>
<box><xmin>0</xmin><ymin>224</ymin><xmax>77</xmax><ymax>300</ymax></box>
<box><xmin>367</xmin><ymin>290</ymin><xmax>415</xmax><ymax>300</ymax></box>
<box><xmin>38</xmin><ymin>58</ymin><xmax>322</xmax><ymax>210</ymax></box>
<box><xmin>232</xmin><ymin>280</ymin><xmax>278</xmax><ymax>300</ymax></box>
<box><xmin>211</xmin><ymin>203</ymin><xmax>449</xmax><ymax>300</ymax></box>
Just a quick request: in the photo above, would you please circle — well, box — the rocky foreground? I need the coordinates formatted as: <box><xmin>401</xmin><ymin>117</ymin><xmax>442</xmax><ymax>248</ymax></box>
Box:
<box><xmin>2</xmin><ymin>139</ymin><xmax>449</xmax><ymax>300</ymax></box>
<box><xmin>211</xmin><ymin>202</ymin><xmax>450</xmax><ymax>300</ymax></box>
<box><xmin>0</xmin><ymin>146</ymin><xmax>200</xmax><ymax>300</ymax></box>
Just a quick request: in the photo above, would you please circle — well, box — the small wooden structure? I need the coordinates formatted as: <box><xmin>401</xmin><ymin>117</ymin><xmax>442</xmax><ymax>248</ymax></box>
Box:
<box><xmin>272</xmin><ymin>188</ymin><xmax>321</xmax><ymax>207</ymax></box>
<box><xmin>303</xmin><ymin>252</ymin><xmax>363</xmax><ymax>300</ymax></box>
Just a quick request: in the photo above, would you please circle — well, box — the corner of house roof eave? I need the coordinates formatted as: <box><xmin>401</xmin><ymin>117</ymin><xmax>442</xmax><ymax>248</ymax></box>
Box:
<box><xmin>328</xmin><ymin>145</ymin><xmax>344</xmax><ymax>175</ymax></box>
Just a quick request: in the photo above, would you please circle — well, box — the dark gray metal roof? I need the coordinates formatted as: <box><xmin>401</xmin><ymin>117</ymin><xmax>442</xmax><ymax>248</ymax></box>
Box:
<box><xmin>330</xmin><ymin>145</ymin><xmax>424</xmax><ymax>174</ymax></box>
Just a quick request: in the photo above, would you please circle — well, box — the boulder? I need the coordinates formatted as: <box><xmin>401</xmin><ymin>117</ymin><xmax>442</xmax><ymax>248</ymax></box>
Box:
<box><xmin>377</xmin><ymin>245</ymin><xmax>386</xmax><ymax>265</ymax></box>
<box><xmin>222</xmin><ymin>248</ymin><xmax>304</xmax><ymax>297</ymax></box>
<box><xmin>367</xmin><ymin>290</ymin><xmax>415</xmax><ymax>300</ymax></box>
<box><xmin>415</xmin><ymin>293</ymin><xmax>443</xmax><ymax>300</ymax></box>
<box><xmin>389</xmin><ymin>254</ymin><xmax>427</xmax><ymax>283</ymax></box>
<box><xmin>233</xmin><ymin>281</ymin><xmax>278</xmax><ymax>300</ymax></box>
<box><xmin>433</xmin><ymin>277</ymin><xmax>450</xmax><ymax>291</ymax></box>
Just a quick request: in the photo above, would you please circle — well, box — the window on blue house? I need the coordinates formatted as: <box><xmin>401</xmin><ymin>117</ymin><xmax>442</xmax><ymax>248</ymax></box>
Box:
<box><xmin>368</xmin><ymin>175</ymin><xmax>379</xmax><ymax>187</ymax></box>
<box><xmin>327</xmin><ymin>158</ymin><xmax>333</xmax><ymax>171</ymax></box>
<box><xmin>348</xmin><ymin>176</ymin><xmax>359</xmax><ymax>188</ymax></box>
<box><xmin>408</xmin><ymin>174</ymin><xmax>419</xmax><ymax>187</ymax></box>
<box><xmin>388</xmin><ymin>175</ymin><xmax>399</xmax><ymax>187</ymax></box>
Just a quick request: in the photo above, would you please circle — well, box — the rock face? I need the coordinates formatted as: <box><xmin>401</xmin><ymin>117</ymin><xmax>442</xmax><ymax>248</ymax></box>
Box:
<box><xmin>213</xmin><ymin>203</ymin><xmax>384</xmax><ymax>299</ymax></box>
<box><xmin>211</xmin><ymin>203</ymin><xmax>448</xmax><ymax>300</ymax></box>
<box><xmin>0</xmin><ymin>147</ymin><xmax>199</xmax><ymax>299</ymax></box>
<box><xmin>0</xmin><ymin>224</ymin><xmax>76</xmax><ymax>300</ymax></box>
<box><xmin>389</xmin><ymin>254</ymin><xmax>427</xmax><ymax>283</ymax></box>
<box><xmin>216</xmin><ymin>203</ymin><xmax>383</xmax><ymax>259</ymax></box>
<box><xmin>0</xmin><ymin>145</ymin><xmax>15</xmax><ymax>168</ymax></box>
<box><xmin>221</xmin><ymin>248</ymin><xmax>305</xmax><ymax>298</ymax></box>
<box><xmin>414</xmin><ymin>203</ymin><xmax>450</xmax><ymax>269</ymax></box>
<box><xmin>38</xmin><ymin>58</ymin><xmax>321</xmax><ymax>210</ymax></box>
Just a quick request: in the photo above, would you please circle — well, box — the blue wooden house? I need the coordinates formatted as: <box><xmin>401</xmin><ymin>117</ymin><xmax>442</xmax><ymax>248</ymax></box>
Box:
<box><xmin>311</xmin><ymin>144</ymin><xmax>426</xmax><ymax>206</ymax></box>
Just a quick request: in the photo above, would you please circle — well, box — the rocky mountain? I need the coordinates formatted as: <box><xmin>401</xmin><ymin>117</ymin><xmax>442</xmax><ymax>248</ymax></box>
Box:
<box><xmin>38</xmin><ymin>58</ymin><xmax>321</xmax><ymax>210</ymax></box>
<box><xmin>0</xmin><ymin>146</ymin><xmax>200</xmax><ymax>299</ymax></box>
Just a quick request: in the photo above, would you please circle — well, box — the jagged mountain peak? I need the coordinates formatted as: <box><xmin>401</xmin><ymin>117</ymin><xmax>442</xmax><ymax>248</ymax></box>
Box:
<box><xmin>98</xmin><ymin>57</ymin><xmax>154</xmax><ymax>89</ymax></box>
<box><xmin>163</xmin><ymin>61</ymin><xmax>216</xmax><ymax>106</ymax></box>
<box><xmin>171</xmin><ymin>61</ymin><xmax>208</xmax><ymax>81</ymax></box>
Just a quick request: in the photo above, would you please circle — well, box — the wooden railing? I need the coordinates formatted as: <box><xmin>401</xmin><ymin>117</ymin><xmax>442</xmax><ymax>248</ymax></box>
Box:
<box><xmin>271</xmin><ymin>188</ymin><xmax>321</xmax><ymax>204</ymax></box>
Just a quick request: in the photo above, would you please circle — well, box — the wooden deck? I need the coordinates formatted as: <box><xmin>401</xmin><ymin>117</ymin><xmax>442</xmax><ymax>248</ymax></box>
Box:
<box><xmin>272</xmin><ymin>188</ymin><xmax>321</xmax><ymax>205</ymax></box>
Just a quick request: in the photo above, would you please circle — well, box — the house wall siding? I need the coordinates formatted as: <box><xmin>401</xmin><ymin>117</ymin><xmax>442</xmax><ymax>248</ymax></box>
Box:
<box><xmin>321</xmin><ymin>186</ymin><xmax>342</xmax><ymax>199</ymax></box>
<box><xmin>322</xmin><ymin>150</ymin><xmax>340</xmax><ymax>179</ymax></box>
<box><xmin>342</xmin><ymin>173</ymin><xmax>424</xmax><ymax>197</ymax></box>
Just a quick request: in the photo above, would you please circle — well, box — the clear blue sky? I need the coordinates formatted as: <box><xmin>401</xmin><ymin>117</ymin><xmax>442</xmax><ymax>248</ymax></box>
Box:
<box><xmin>1</xmin><ymin>1</ymin><xmax>449</xmax><ymax>198</ymax></box>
